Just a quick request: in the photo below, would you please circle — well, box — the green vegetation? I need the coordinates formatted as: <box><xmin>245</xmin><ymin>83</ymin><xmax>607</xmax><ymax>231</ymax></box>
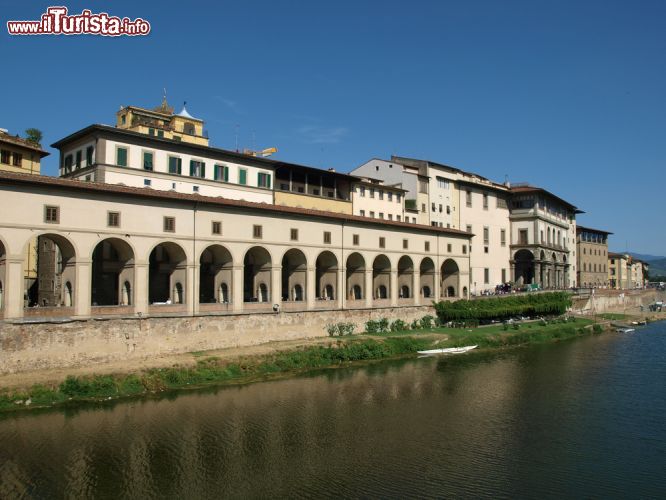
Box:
<box><xmin>326</xmin><ymin>322</ymin><xmax>357</xmax><ymax>337</ymax></box>
<box><xmin>434</xmin><ymin>292</ymin><xmax>572</xmax><ymax>323</ymax></box>
<box><xmin>597</xmin><ymin>313</ymin><xmax>629</xmax><ymax>320</ymax></box>
<box><xmin>0</xmin><ymin>316</ymin><xmax>602</xmax><ymax>414</ymax></box>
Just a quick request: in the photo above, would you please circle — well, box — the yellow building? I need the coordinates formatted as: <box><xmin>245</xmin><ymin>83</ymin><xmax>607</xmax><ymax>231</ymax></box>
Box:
<box><xmin>116</xmin><ymin>98</ymin><xmax>209</xmax><ymax>146</ymax></box>
<box><xmin>0</xmin><ymin>128</ymin><xmax>49</xmax><ymax>301</ymax></box>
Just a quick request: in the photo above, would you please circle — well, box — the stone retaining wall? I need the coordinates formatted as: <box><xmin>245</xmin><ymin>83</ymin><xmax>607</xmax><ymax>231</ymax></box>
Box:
<box><xmin>0</xmin><ymin>306</ymin><xmax>434</xmax><ymax>375</ymax></box>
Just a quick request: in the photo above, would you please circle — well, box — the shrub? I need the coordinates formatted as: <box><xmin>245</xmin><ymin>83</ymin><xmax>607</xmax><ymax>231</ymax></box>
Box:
<box><xmin>593</xmin><ymin>324</ymin><xmax>603</xmax><ymax>334</ymax></box>
<box><xmin>503</xmin><ymin>323</ymin><xmax>509</xmax><ymax>331</ymax></box>
<box><xmin>328</xmin><ymin>322</ymin><xmax>357</xmax><ymax>336</ymax></box>
<box><xmin>390</xmin><ymin>319</ymin><xmax>408</xmax><ymax>332</ymax></box>
<box><xmin>512</xmin><ymin>323</ymin><xmax>520</xmax><ymax>330</ymax></box>
<box><xmin>411</xmin><ymin>319</ymin><xmax>420</xmax><ymax>330</ymax></box>
<box><xmin>420</xmin><ymin>315</ymin><xmax>435</xmax><ymax>329</ymax></box>
<box><xmin>365</xmin><ymin>319</ymin><xmax>380</xmax><ymax>334</ymax></box>
<box><xmin>378</xmin><ymin>318</ymin><xmax>390</xmax><ymax>333</ymax></box>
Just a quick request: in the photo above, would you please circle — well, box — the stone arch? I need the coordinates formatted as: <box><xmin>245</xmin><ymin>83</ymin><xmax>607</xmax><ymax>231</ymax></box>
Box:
<box><xmin>398</xmin><ymin>255</ymin><xmax>414</xmax><ymax>300</ymax></box>
<box><xmin>24</xmin><ymin>233</ymin><xmax>77</xmax><ymax>308</ymax></box>
<box><xmin>316</xmin><ymin>251</ymin><xmax>338</xmax><ymax>301</ymax></box>
<box><xmin>91</xmin><ymin>238</ymin><xmax>135</xmax><ymax>307</ymax></box>
<box><xmin>244</xmin><ymin>246</ymin><xmax>272</xmax><ymax>302</ymax></box>
<box><xmin>281</xmin><ymin>248</ymin><xmax>307</xmax><ymax>301</ymax></box>
<box><xmin>373</xmin><ymin>254</ymin><xmax>391</xmax><ymax>300</ymax></box>
<box><xmin>441</xmin><ymin>259</ymin><xmax>460</xmax><ymax>298</ymax></box>
<box><xmin>514</xmin><ymin>249</ymin><xmax>535</xmax><ymax>286</ymax></box>
<box><xmin>419</xmin><ymin>257</ymin><xmax>435</xmax><ymax>298</ymax></box>
<box><xmin>183</xmin><ymin>122</ymin><xmax>196</xmax><ymax>135</ymax></box>
<box><xmin>199</xmin><ymin>244</ymin><xmax>233</xmax><ymax>304</ymax></box>
<box><xmin>346</xmin><ymin>252</ymin><xmax>365</xmax><ymax>301</ymax></box>
<box><xmin>149</xmin><ymin>242</ymin><xmax>187</xmax><ymax>304</ymax></box>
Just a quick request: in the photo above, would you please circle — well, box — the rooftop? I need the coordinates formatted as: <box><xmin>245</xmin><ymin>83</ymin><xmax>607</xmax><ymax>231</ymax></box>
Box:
<box><xmin>0</xmin><ymin>130</ymin><xmax>49</xmax><ymax>157</ymax></box>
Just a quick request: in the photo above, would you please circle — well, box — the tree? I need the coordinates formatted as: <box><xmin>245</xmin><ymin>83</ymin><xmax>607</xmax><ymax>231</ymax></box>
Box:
<box><xmin>25</xmin><ymin>128</ymin><xmax>43</xmax><ymax>145</ymax></box>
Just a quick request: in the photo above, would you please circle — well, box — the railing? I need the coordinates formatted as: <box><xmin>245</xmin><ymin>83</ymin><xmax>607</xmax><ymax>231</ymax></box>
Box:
<box><xmin>91</xmin><ymin>305</ymin><xmax>134</xmax><ymax>316</ymax></box>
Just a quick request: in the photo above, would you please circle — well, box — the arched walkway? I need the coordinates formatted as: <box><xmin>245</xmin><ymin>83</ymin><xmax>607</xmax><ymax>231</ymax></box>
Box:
<box><xmin>149</xmin><ymin>242</ymin><xmax>187</xmax><ymax>304</ymax></box>
<box><xmin>420</xmin><ymin>257</ymin><xmax>435</xmax><ymax>298</ymax></box>
<box><xmin>514</xmin><ymin>249</ymin><xmax>535</xmax><ymax>286</ymax></box>
<box><xmin>199</xmin><ymin>245</ymin><xmax>233</xmax><ymax>303</ymax></box>
<box><xmin>91</xmin><ymin>238</ymin><xmax>134</xmax><ymax>306</ymax></box>
<box><xmin>282</xmin><ymin>249</ymin><xmax>307</xmax><ymax>301</ymax></box>
<box><xmin>316</xmin><ymin>251</ymin><xmax>337</xmax><ymax>301</ymax></box>
<box><xmin>397</xmin><ymin>255</ymin><xmax>414</xmax><ymax>300</ymax></box>
<box><xmin>25</xmin><ymin>233</ymin><xmax>77</xmax><ymax>309</ymax></box>
<box><xmin>373</xmin><ymin>254</ymin><xmax>391</xmax><ymax>301</ymax></box>
<box><xmin>244</xmin><ymin>246</ymin><xmax>272</xmax><ymax>302</ymax></box>
<box><xmin>346</xmin><ymin>252</ymin><xmax>365</xmax><ymax>301</ymax></box>
<box><xmin>441</xmin><ymin>259</ymin><xmax>460</xmax><ymax>298</ymax></box>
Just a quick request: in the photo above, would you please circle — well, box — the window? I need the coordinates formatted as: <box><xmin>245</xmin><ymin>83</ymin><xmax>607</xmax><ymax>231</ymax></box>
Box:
<box><xmin>396</xmin><ymin>194</ymin><xmax>401</xmax><ymax>203</ymax></box>
<box><xmin>253</xmin><ymin>225</ymin><xmax>263</xmax><ymax>239</ymax></box>
<box><xmin>483</xmin><ymin>193</ymin><xmax>489</xmax><ymax>210</ymax></box>
<box><xmin>369</xmin><ymin>188</ymin><xmax>375</xmax><ymax>198</ymax></box>
<box><xmin>190</xmin><ymin>160</ymin><xmax>205</xmax><ymax>178</ymax></box>
<box><xmin>436</xmin><ymin>176</ymin><xmax>449</xmax><ymax>189</ymax></box>
<box><xmin>86</xmin><ymin>146</ymin><xmax>93</xmax><ymax>166</ymax></box>
<box><xmin>425</xmin><ymin>241</ymin><xmax>430</xmax><ymax>251</ymax></box>
<box><xmin>500</xmin><ymin>229</ymin><xmax>506</xmax><ymax>247</ymax></box>
<box><xmin>168</xmin><ymin>156</ymin><xmax>182</xmax><ymax>175</ymax></box>
<box><xmin>379</xmin><ymin>190</ymin><xmax>384</xmax><ymax>200</ymax></box>
<box><xmin>163</xmin><ymin>216</ymin><xmax>175</xmax><ymax>232</ymax></box>
<box><xmin>418</xmin><ymin>179</ymin><xmax>428</xmax><ymax>193</ymax></box>
<box><xmin>144</xmin><ymin>179</ymin><xmax>151</xmax><ymax>186</ymax></box>
<box><xmin>369</xmin><ymin>211</ymin><xmax>375</xmax><ymax>218</ymax></box>
<box><xmin>1</xmin><ymin>150</ymin><xmax>10</xmax><ymax>164</ymax></box>
<box><xmin>421</xmin><ymin>203</ymin><xmax>426</xmax><ymax>213</ymax></box>
<box><xmin>388</xmin><ymin>192</ymin><xmax>393</xmax><ymax>201</ymax></box>
<box><xmin>403</xmin><ymin>239</ymin><xmax>408</xmax><ymax>249</ymax></box>
<box><xmin>432</xmin><ymin>202</ymin><xmax>436</xmax><ymax>212</ymax></box>
<box><xmin>397</xmin><ymin>215</ymin><xmax>401</xmax><ymax>221</ymax></box>
<box><xmin>379</xmin><ymin>212</ymin><xmax>384</xmax><ymax>219</ymax></box>
<box><xmin>497</xmin><ymin>197</ymin><xmax>508</xmax><ymax>209</ymax></box>
<box><xmin>484</xmin><ymin>268</ymin><xmax>490</xmax><ymax>284</ymax></box>
<box><xmin>212</xmin><ymin>221</ymin><xmax>222</xmax><ymax>235</ymax></box>
<box><xmin>116</xmin><ymin>147</ymin><xmax>128</xmax><ymax>167</ymax></box>
<box><xmin>75</xmin><ymin>150</ymin><xmax>82</xmax><ymax>169</ymax></box>
<box><xmin>64</xmin><ymin>154</ymin><xmax>73</xmax><ymax>172</ymax></box>
<box><xmin>258</xmin><ymin>172</ymin><xmax>271</xmax><ymax>188</ymax></box>
<box><xmin>121</xmin><ymin>114</ymin><xmax>126</xmax><ymax>125</ymax></box>
<box><xmin>290</xmin><ymin>228</ymin><xmax>298</xmax><ymax>241</ymax></box>
<box><xmin>157</xmin><ymin>130</ymin><xmax>164</xmax><ymax>138</ymax></box>
<box><xmin>388</xmin><ymin>214</ymin><xmax>393</xmax><ymax>220</ymax></box>
<box><xmin>438</xmin><ymin>204</ymin><xmax>442</xmax><ymax>213</ymax></box>
<box><xmin>466</xmin><ymin>224</ymin><xmax>472</xmax><ymax>234</ymax></box>
<box><xmin>239</xmin><ymin>168</ymin><xmax>247</xmax><ymax>185</ymax></box>
<box><xmin>214</xmin><ymin>164</ymin><xmax>229</xmax><ymax>182</ymax></box>
<box><xmin>466</xmin><ymin>190</ymin><xmax>472</xmax><ymax>207</ymax></box>
<box><xmin>502</xmin><ymin>269</ymin><xmax>507</xmax><ymax>283</ymax></box>
<box><xmin>193</xmin><ymin>186</ymin><xmax>199</xmax><ymax>192</ymax></box>
<box><xmin>323</xmin><ymin>231</ymin><xmax>331</xmax><ymax>244</ymax></box>
<box><xmin>360</xmin><ymin>210</ymin><xmax>365</xmax><ymax>216</ymax></box>
<box><xmin>143</xmin><ymin>151</ymin><xmax>154</xmax><ymax>171</ymax></box>
<box><xmin>462</xmin><ymin>245</ymin><xmax>467</xmax><ymax>254</ymax></box>
<box><xmin>360</xmin><ymin>186</ymin><xmax>366</xmax><ymax>197</ymax></box>
<box><xmin>107</xmin><ymin>211</ymin><xmax>120</xmax><ymax>227</ymax></box>
<box><xmin>446</xmin><ymin>205</ymin><xmax>451</xmax><ymax>214</ymax></box>
<box><xmin>379</xmin><ymin>237</ymin><xmax>386</xmax><ymax>248</ymax></box>
<box><xmin>149</xmin><ymin>128</ymin><xmax>155</xmax><ymax>136</ymax></box>
<box><xmin>353</xmin><ymin>234</ymin><xmax>360</xmax><ymax>246</ymax></box>
<box><xmin>483</xmin><ymin>227</ymin><xmax>489</xmax><ymax>245</ymax></box>
<box><xmin>447</xmin><ymin>243</ymin><xmax>452</xmax><ymax>252</ymax></box>
<box><xmin>44</xmin><ymin>205</ymin><xmax>59</xmax><ymax>224</ymax></box>
<box><xmin>519</xmin><ymin>229</ymin><xmax>528</xmax><ymax>245</ymax></box>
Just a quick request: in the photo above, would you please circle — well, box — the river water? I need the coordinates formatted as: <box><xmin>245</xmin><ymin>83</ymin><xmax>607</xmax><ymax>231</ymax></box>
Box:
<box><xmin>1</xmin><ymin>323</ymin><xmax>665</xmax><ymax>499</ymax></box>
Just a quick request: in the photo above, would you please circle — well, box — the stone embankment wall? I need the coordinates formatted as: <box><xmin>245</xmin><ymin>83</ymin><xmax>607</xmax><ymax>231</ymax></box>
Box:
<box><xmin>571</xmin><ymin>289</ymin><xmax>665</xmax><ymax>315</ymax></box>
<box><xmin>0</xmin><ymin>306</ymin><xmax>433</xmax><ymax>375</ymax></box>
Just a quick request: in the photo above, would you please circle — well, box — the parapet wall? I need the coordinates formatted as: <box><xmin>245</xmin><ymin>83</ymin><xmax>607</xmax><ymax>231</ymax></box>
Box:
<box><xmin>0</xmin><ymin>306</ymin><xmax>433</xmax><ymax>375</ymax></box>
<box><xmin>571</xmin><ymin>289</ymin><xmax>664</xmax><ymax>314</ymax></box>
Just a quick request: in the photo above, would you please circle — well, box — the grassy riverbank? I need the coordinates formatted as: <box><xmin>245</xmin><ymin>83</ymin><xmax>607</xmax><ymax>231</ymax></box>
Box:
<box><xmin>0</xmin><ymin>317</ymin><xmax>599</xmax><ymax>413</ymax></box>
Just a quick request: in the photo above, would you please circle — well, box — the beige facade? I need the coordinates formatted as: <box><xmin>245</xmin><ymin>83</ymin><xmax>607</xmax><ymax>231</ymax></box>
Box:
<box><xmin>351</xmin><ymin>179</ymin><xmax>406</xmax><ymax>221</ymax></box>
<box><xmin>0</xmin><ymin>172</ymin><xmax>472</xmax><ymax>321</ymax></box>
<box><xmin>576</xmin><ymin>226</ymin><xmax>611</xmax><ymax>288</ymax></box>
<box><xmin>609</xmin><ymin>255</ymin><xmax>648</xmax><ymax>289</ymax></box>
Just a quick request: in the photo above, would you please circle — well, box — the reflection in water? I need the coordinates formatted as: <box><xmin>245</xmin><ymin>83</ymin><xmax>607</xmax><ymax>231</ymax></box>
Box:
<box><xmin>1</xmin><ymin>323</ymin><xmax>666</xmax><ymax>498</ymax></box>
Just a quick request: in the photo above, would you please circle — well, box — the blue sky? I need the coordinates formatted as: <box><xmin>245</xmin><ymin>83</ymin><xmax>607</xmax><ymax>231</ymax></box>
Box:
<box><xmin>2</xmin><ymin>0</ymin><xmax>665</xmax><ymax>254</ymax></box>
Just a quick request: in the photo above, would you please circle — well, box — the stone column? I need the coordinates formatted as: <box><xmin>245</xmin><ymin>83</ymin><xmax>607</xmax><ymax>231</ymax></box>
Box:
<box><xmin>74</xmin><ymin>259</ymin><xmax>92</xmax><ymax>318</ymax></box>
<box><xmin>134</xmin><ymin>262</ymin><xmax>149</xmax><ymax>316</ymax></box>
<box><xmin>434</xmin><ymin>268</ymin><xmax>441</xmax><ymax>300</ymax></box>
<box><xmin>188</xmin><ymin>263</ymin><xmax>198</xmax><ymax>316</ymax></box>
<box><xmin>3</xmin><ymin>257</ymin><xmax>25</xmax><ymax>320</ymax></box>
<box><xmin>232</xmin><ymin>265</ymin><xmax>243</xmax><ymax>313</ymax></box>
<box><xmin>534</xmin><ymin>262</ymin><xmax>541</xmax><ymax>286</ymax></box>
<box><xmin>271</xmin><ymin>266</ymin><xmax>282</xmax><ymax>308</ymax></box>
<box><xmin>364</xmin><ymin>269</ymin><xmax>373</xmax><ymax>308</ymax></box>
<box><xmin>306</xmin><ymin>266</ymin><xmax>316</xmax><ymax>310</ymax></box>
<box><xmin>414</xmin><ymin>270</ymin><xmax>421</xmax><ymax>306</ymax></box>
<box><xmin>338</xmin><ymin>266</ymin><xmax>345</xmax><ymax>310</ymax></box>
<box><xmin>390</xmin><ymin>269</ymin><xmax>398</xmax><ymax>307</ymax></box>
<box><xmin>510</xmin><ymin>262</ymin><xmax>516</xmax><ymax>284</ymax></box>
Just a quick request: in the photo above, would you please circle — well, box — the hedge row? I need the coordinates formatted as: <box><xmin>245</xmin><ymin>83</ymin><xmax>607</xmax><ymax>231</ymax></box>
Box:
<box><xmin>433</xmin><ymin>292</ymin><xmax>572</xmax><ymax>322</ymax></box>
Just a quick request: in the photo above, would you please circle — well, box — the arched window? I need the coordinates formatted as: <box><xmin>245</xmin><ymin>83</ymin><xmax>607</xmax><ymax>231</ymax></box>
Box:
<box><xmin>352</xmin><ymin>285</ymin><xmax>362</xmax><ymax>300</ymax></box>
<box><xmin>377</xmin><ymin>285</ymin><xmax>388</xmax><ymax>299</ymax></box>
<box><xmin>174</xmin><ymin>282</ymin><xmax>184</xmax><ymax>304</ymax></box>
<box><xmin>447</xmin><ymin>286</ymin><xmax>455</xmax><ymax>297</ymax></box>
<box><xmin>400</xmin><ymin>285</ymin><xmax>410</xmax><ymax>298</ymax></box>
<box><xmin>324</xmin><ymin>284</ymin><xmax>334</xmax><ymax>300</ymax></box>
<box><xmin>422</xmin><ymin>285</ymin><xmax>431</xmax><ymax>298</ymax></box>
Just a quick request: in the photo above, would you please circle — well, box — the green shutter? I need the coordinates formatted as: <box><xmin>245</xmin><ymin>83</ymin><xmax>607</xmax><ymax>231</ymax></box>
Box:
<box><xmin>224</xmin><ymin>166</ymin><xmax>229</xmax><ymax>182</ymax></box>
<box><xmin>177</xmin><ymin>158</ymin><xmax>182</xmax><ymax>175</ymax></box>
<box><xmin>117</xmin><ymin>148</ymin><xmax>127</xmax><ymax>167</ymax></box>
<box><xmin>190</xmin><ymin>160</ymin><xmax>195</xmax><ymax>176</ymax></box>
<box><xmin>239</xmin><ymin>169</ymin><xmax>247</xmax><ymax>185</ymax></box>
<box><xmin>267</xmin><ymin>174</ymin><xmax>271</xmax><ymax>189</ymax></box>
<box><xmin>214</xmin><ymin>165</ymin><xmax>220</xmax><ymax>181</ymax></box>
<box><xmin>201</xmin><ymin>163</ymin><xmax>206</xmax><ymax>178</ymax></box>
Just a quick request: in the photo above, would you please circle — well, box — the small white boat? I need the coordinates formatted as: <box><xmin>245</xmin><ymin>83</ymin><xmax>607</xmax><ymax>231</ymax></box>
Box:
<box><xmin>616</xmin><ymin>328</ymin><xmax>635</xmax><ymax>334</ymax></box>
<box><xmin>417</xmin><ymin>345</ymin><xmax>478</xmax><ymax>355</ymax></box>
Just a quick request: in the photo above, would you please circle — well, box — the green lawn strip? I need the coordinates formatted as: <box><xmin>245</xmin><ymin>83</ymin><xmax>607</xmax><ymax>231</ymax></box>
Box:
<box><xmin>0</xmin><ymin>318</ymin><xmax>599</xmax><ymax>414</ymax></box>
